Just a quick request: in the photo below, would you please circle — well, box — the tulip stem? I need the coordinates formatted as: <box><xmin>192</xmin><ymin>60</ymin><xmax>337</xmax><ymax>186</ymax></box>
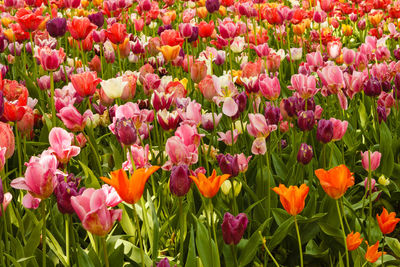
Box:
<box><xmin>209</xmin><ymin>199</ymin><xmax>219</xmax><ymax>259</ymax></box>
<box><xmin>381</xmin><ymin>235</ymin><xmax>385</xmax><ymax>267</ymax></box>
<box><xmin>178</xmin><ymin>197</ymin><xmax>184</xmax><ymax>265</ymax></box>
<box><xmin>50</xmin><ymin>71</ymin><xmax>57</xmax><ymax>128</ymax></box>
<box><xmin>1</xmin><ymin>203</ymin><xmax>8</xmax><ymax>267</ymax></box>
<box><xmin>65</xmin><ymin>215</ymin><xmax>70</xmax><ymax>266</ymax></box>
<box><xmin>132</xmin><ymin>205</ymin><xmax>145</xmax><ymax>267</ymax></box>
<box><xmin>336</xmin><ymin>199</ymin><xmax>350</xmax><ymax>267</ymax></box>
<box><xmin>294</xmin><ymin>216</ymin><xmax>303</xmax><ymax>267</ymax></box>
<box><xmin>41</xmin><ymin>201</ymin><xmax>47</xmax><ymax>267</ymax></box>
<box><xmin>258</xmin><ymin>232</ymin><xmax>279</xmax><ymax>267</ymax></box>
<box><xmin>101</xmin><ymin>237</ymin><xmax>109</xmax><ymax>267</ymax></box>
<box><xmin>230</xmin><ymin>245</ymin><xmax>239</xmax><ymax>267</ymax></box>
<box><xmin>340</xmin><ymin>198</ymin><xmax>351</xmax><ymax>233</ymax></box>
<box><xmin>367</xmin><ymin>150</ymin><xmax>372</xmax><ymax>242</ymax></box>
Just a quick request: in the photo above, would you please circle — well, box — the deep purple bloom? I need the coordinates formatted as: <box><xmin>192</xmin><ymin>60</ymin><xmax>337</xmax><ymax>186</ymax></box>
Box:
<box><xmin>264</xmin><ymin>105</ymin><xmax>280</xmax><ymax>125</ymax></box>
<box><xmin>364</xmin><ymin>77</ymin><xmax>381</xmax><ymax>97</ymax></box>
<box><xmin>297</xmin><ymin>110</ymin><xmax>315</xmax><ymax>131</ymax></box>
<box><xmin>0</xmin><ymin>35</ymin><xmax>7</xmax><ymax>53</ymax></box>
<box><xmin>394</xmin><ymin>48</ymin><xmax>400</xmax><ymax>60</ymax></box>
<box><xmin>221</xmin><ymin>212</ymin><xmax>248</xmax><ymax>245</ymax></box>
<box><xmin>114</xmin><ymin>118</ymin><xmax>137</xmax><ymax>146</ymax></box>
<box><xmin>206</xmin><ymin>0</ymin><xmax>220</xmax><ymax>13</ymax></box>
<box><xmin>54</xmin><ymin>174</ymin><xmax>84</xmax><ymax>214</ymax></box>
<box><xmin>297</xmin><ymin>143</ymin><xmax>313</xmax><ymax>165</ymax></box>
<box><xmin>316</xmin><ymin>119</ymin><xmax>333</xmax><ymax>143</ymax></box>
<box><xmin>169</xmin><ymin>165</ymin><xmax>191</xmax><ymax>197</ymax></box>
<box><xmin>377</xmin><ymin>106</ymin><xmax>387</xmax><ymax>123</ymax></box>
<box><xmin>216</xmin><ymin>154</ymin><xmax>239</xmax><ymax>177</ymax></box>
<box><xmin>188</xmin><ymin>26</ymin><xmax>199</xmax><ymax>43</ymax></box>
<box><xmin>157</xmin><ymin>24</ymin><xmax>173</xmax><ymax>36</ymax></box>
<box><xmin>46</xmin><ymin>18</ymin><xmax>67</xmax><ymax>38</ymax></box>
<box><xmin>88</xmin><ymin>12</ymin><xmax>104</xmax><ymax>28</ymax></box>
<box><xmin>282</xmin><ymin>96</ymin><xmax>298</xmax><ymax>117</ymax></box>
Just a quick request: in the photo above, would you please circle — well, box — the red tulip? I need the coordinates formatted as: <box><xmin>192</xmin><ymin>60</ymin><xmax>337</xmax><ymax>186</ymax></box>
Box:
<box><xmin>16</xmin><ymin>7</ymin><xmax>44</xmax><ymax>32</ymax></box>
<box><xmin>67</xmin><ymin>17</ymin><xmax>97</xmax><ymax>41</ymax></box>
<box><xmin>70</xmin><ymin>71</ymin><xmax>101</xmax><ymax>97</ymax></box>
<box><xmin>106</xmin><ymin>23</ymin><xmax>127</xmax><ymax>44</ymax></box>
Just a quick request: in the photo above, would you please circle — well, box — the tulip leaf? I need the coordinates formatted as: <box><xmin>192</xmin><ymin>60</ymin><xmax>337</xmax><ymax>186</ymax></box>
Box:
<box><xmin>271</xmin><ymin>152</ymin><xmax>287</xmax><ymax>181</ymax></box>
<box><xmin>78</xmin><ymin>160</ymin><xmax>101</xmax><ymax>189</ymax></box>
<box><xmin>77</xmin><ymin>247</ymin><xmax>96</xmax><ymax>267</ymax></box>
<box><xmin>238</xmin><ymin>217</ymin><xmax>272</xmax><ymax>267</ymax></box>
<box><xmin>358</xmin><ymin>101</ymin><xmax>367</xmax><ymax>129</ymax></box>
<box><xmin>46</xmin><ymin>229</ymin><xmax>68</xmax><ymax>266</ymax></box>
<box><xmin>385</xmin><ymin>237</ymin><xmax>400</xmax><ymax>256</ymax></box>
<box><xmin>272</xmin><ymin>208</ymin><xmax>291</xmax><ymax>226</ymax></box>
<box><xmin>305</xmin><ymin>240</ymin><xmax>329</xmax><ymax>258</ymax></box>
<box><xmin>269</xmin><ymin>216</ymin><xmax>295</xmax><ymax>250</ymax></box>
<box><xmin>317</xmin><ymin>222</ymin><xmax>342</xmax><ymax>239</ymax></box>
<box><xmin>148</xmin><ymin>191</ymin><xmax>159</xmax><ymax>261</ymax></box>
<box><xmin>24</xmin><ymin>221</ymin><xmax>43</xmax><ymax>256</ymax></box>
<box><xmin>195</xmin><ymin>218</ymin><xmax>220</xmax><ymax>267</ymax></box>
<box><xmin>379</xmin><ymin>122</ymin><xmax>394</xmax><ymax>176</ymax></box>
<box><xmin>4</xmin><ymin>254</ymin><xmax>22</xmax><ymax>267</ymax></box>
<box><xmin>185</xmin><ymin>226</ymin><xmax>197</xmax><ymax>267</ymax></box>
<box><xmin>108</xmin><ymin>242</ymin><xmax>125</xmax><ymax>267</ymax></box>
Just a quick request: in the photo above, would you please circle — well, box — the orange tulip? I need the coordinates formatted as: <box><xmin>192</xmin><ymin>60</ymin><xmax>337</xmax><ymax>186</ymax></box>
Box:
<box><xmin>314</xmin><ymin>165</ymin><xmax>354</xmax><ymax>199</ymax></box>
<box><xmin>365</xmin><ymin>241</ymin><xmax>386</xmax><ymax>263</ymax></box>
<box><xmin>189</xmin><ymin>169</ymin><xmax>230</xmax><ymax>198</ymax></box>
<box><xmin>100</xmin><ymin>167</ymin><xmax>160</xmax><ymax>204</ymax></box>
<box><xmin>157</xmin><ymin>45</ymin><xmax>181</xmax><ymax>62</ymax></box>
<box><xmin>272</xmin><ymin>184</ymin><xmax>309</xmax><ymax>216</ymax></box>
<box><xmin>346</xmin><ymin>231</ymin><xmax>363</xmax><ymax>251</ymax></box>
<box><xmin>376</xmin><ymin>207</ymin><xmax>400</xmax><ymax>235</ymax></box>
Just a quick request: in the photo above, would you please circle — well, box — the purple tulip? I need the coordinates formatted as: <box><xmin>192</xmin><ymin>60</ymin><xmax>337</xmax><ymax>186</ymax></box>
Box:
<box><xmin>364</xmin><ymin>77</ymin><xmax>381</xmax><ymax>97</ymax></box>
<box><xmin>114</xmin><ymin>118</ymin><xmax>137</xmax><ymax>146</ymax></box>
<box><xmin>54</xmin><ymin>174</ymin><xmax>84</xmax><ymax>214</ymax></box>
<box><xmin>46</xmin><ymin>18</ymin><xmax>67</xmax><ymax>38</ymax></box>
<box><xmin>88</xmin><ymin>12</ymin><xmax>104</xmax><ymax>28</ymax></box>
<box><xmin>169</xmin><ymin>165</ymin><xmax>191</xmax><ymax>197</ymax></box>
<box><xmin>0</xmin><ymin>35</ymin><xmax>7</xmax><ymax>53</ymax></box>
<box><xmin>297</xmin><ymin>143</ymin><xmax>313</xmax><ymax>165</ymax></box>
<box><xmin>188</xmin><ymin>26</ymin><xmax>199</xmax><ymax>43</ymax></box>
<box><xmin>217</xmin><ymin>154</ymin><xmax>239</xmax><ymax>177</ymax></box>
<box><xmin>316</xmin><ymin>119</ymin><xmax>333</xmax><ymax>143</ymax></box>
<box><xmin>394</xmin><ymin>48</ymin><xmax>400</xmax><ymax>60</ymax></box>
<box><xmin>206</xmin><ymin>0</ymin><xmax>220</xmax><ymax>13</ymax></box>
<box><xmin>282</xmin><ymin>96</ymin><xmax>298</xmax><ymax>117</ymax></box>
<box><xmin>264</xmin><ymin>104</ymin><xmax>280</xmax><ymax>125</ymax></box>
<box><xmin>297</xmin><ymin>110</ymin><xmax>315</xmax><ymax>131</ymax></box>
<box><xmin>377</xmin><ymin>106</ymin><xmax>387</xmax><ymax>123</ymax></box>
<box><xmin>221</xmin><ymin>212</ymin><xmax>248</xmax><ymax>245</ymax></box>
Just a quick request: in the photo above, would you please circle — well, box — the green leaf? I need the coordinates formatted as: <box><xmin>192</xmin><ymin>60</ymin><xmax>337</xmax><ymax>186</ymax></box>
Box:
<box><xmin>148</xmin><ymin>191</ymin><xmax>160</xmax><ymax>262</ymax></box>
<box><xmin>116</xmin><ymin>239</ymin><xmax>152</xmax><ymax>265</ymax></box>
<box><xmin>185</xmin><ymin>226</ymin><xmax>197</xmax><ymax>267</ymax></box>
<box><xmin>78</xmin><ymin>160</ymin><xmax>101</xmax><ymax>189</ymax></box>
<box><xmin>305</xmin><ymin>240</ymin><xmax>329</xmax><ymax>258</ymax></box>
<box><xmin>297</xmin><ymin>213</ymin><xmax>327</xmax><ymax>224</ymax></box>
<box><xmin>269</xmin><ymin>216</ymin><xmax>294</xmax><ymax>250</ymax></box>
<box><xmin>4</xmin><ymin>253</ymin><xmax>22</xmax><ymax>267</ymax></box>
<box><xmin>385</xmin><ymin>237</ymin><xmax>400</xmax><ymax>256</ymax></box>
<box><xmin>195</xmin><ymin>218</ymin><xmax>220</xmax><ymax>267</ymax></box>
<box><xmin>317</xmin><ymin>222</ymin><xmax>342</xmax><ymax>238</ymax></box>
<box><xmin>271</xmin><ymin>152</ymin><xmax>287</xmax><ymax>181</ymax></box>
<box><xmin>379</xmin><ymin>122</ymin><xmax>394</xmax><ymax>176</ymax></box>
<box><xmin>77</xmin><ymin>247</ymin><xmax>96</xmax><ymax>267</ymax></box>
<box><xmin>272</xmin><ymin>208</ymin><xmax>291</xmax><ymax>226</ymax></box>
<box><xmin>24</xmin><ymin>221</ymin><xmax>43</xmax><ymax>256</ymax></box>
<box><xmin>46</xmin><ymin>229</ymin><xmax>68</xmax><ymax>266</ymax></box>
<box><xmin>238</xmin><ymin>218</ymin><xmax>272</xmax><ymax>267</ymax></box>
<box><xmin>358</xmin><ymin>101</ymin><xmax>367</xmax><ymax>129</ymax></box>
<box><xmin>108</xmin><ymin>242</ymin><xmax>125</xmax><ymax>267</ymax></box>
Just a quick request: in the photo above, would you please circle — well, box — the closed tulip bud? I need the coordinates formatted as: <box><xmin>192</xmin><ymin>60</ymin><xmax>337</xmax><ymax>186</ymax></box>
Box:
<box><xmin>316</xmin><ymin>119</ymin><xmax>333</xmax><ymax>143</ymax></box>
<box><xmin>191</xmin><ymin>61</ymin><xmax>207</xmax><ymax>83</ymax></box>
<box><xmin>221</xmin><ymin>212</ymin><xmax>248</xmax><ymax>245</ymax></box>
<box><xmin>264</xmin><ymin>104</ymin><xmax>280</xmax><ymax>125</ymax></box>
<box><xmin>281</xmin><ymin>139</ymin><xmax>288</xmax><ymax>149</ymax></box>
<box><xmin>297</xmin><ymin>110</ymin><xmax>315</xmax><ymax>131</ymax></box>
<box><xmin>313</xmin><ymin>10</ymin><xmax>327</xmax><ymax>23</ymax></box>
<box><xmin>88</xmin><ymin>12</ymin><xmax>104</xmax><ymax>28</ymax></box>
<box><xmin>140</xmin><ymin>0</ymin><xmax>151</xmax><ymax>11</ymax></box>
<box><xmin>361</xmin><ymin>151</ymin><xmax>381</xmax><ymax>171</ymax></box>
<box><xmin>188</xmin><ymin>26</ymin><xmax>199</xmax><ymax>43</ymax></box>
<box><xmin>297</xmin><ymin>143</ymin><xmax>313</xmax><ymax>165</ymax></box>
<box><xmin>206</xmin><ymin>0</ymin><xmax>220</xmax><ymax>13</ymax></box>
<box><xmin>46</xmin><ymin>18</ymin><xmax>67</xmax><ymax>38</ymax></box>
<box><xmin>377</xmin><ymin>106</ymin><xmax>387</xmax><ymax>123</ymax></box>
<box><xmin>216</xmin><ymin>154</ymin><xmax>239</xmax><ymax>177</ymax></box>
<box><xmin>394</xmin><ymin>48</ymin><xmax>400</xmax><ymax>60</ymax></box>
<box><xmin>364</xmin><ymin>77</ymin><xmax>381</xmax><ymax>97</ymax></box>
<box><xmin>54</xmin><ymin>174</ymin><xmax>83</xmax><ymax>214</ymax></box>
<box><xmin>0</xmin><ymin>122</ymin><xmax>15</xmax><ymax>159</ymax></box>
<box><xmin>349</xmin><ymin>13</ymin><xmax>358</xmax><ymax>22</ymax></box>
<box><xmin>169</xmin><ymin>164</ymin><xmax>191</xmax><ymax>196</ymax></box>
<box><xmin>157</xmin><ymin>258</ymin><xmax>171</xmax><ymax>267</ymax></box>
<box><xmin>114</xmin><ymin>118</ymin><xmax>137</xmax><ymax>146</ymax></box>
<box><xmin>357</xmin><ymin>19</ymin><xmax>366</xmax><ymax>30</ymax></box>
<box><xmin>221</xmin><ymin>180</ymin><xmax>242</xmax><ymax>197</ymax></box>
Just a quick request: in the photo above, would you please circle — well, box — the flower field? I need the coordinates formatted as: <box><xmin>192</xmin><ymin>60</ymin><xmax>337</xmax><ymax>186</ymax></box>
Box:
<box><xmin>1</xmin><ymin>0</ymin><xmax>400</xmax><ymax>266</ymax></box>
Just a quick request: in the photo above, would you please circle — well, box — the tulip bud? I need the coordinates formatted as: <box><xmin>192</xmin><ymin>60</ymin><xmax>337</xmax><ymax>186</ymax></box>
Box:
<box><xmin>221</xmin><ymin>212</ymin><xmax>248</xmax><ymax>245</ymax></box>
<box><xmin>216</xmin><ymin>154</ymin><xmax>239</xmax><ymax>177</ymax></box>
<box><xmin>364</xmin><ymin>77</ymin><xmax>381</xmax><ymax>97</ymax></box>
<box><xmin>46</xmin><ymin>18</ymin><xmax>67</xmax><ymax>38</ymax></box>
<box><xmin>378</xmin><ymin>175</ymin><xmax>390</xmax><ymax>186</ymax></box>
<box><xmin>281</xmin><ymin>139</ymin><xmax>288</xmax><ymax>149</ymax></box>
<box><xmin>394</xmin><ymin>48</ymin><xmax>400</xmax><ymax>60</ymax></box>
<box><xmin>221</xmin><ymin>180</ymin><xmax>242</xmax><ymax>197</ymax></box>
<box><xmin>206</xmin><ymin>0</ymin><xmax>220</xmax><ymax>13</ymax></box>
<box><xmin>377</xmin><ymin>106</ymin><xmax>387</xmax><ymax>123</ymax></box>
<box><xmin>157</xmin><ymin>258</ymin><xmax>171</xmax><ymax>267</ymax></box>
<box><xmin>54</xmin><ymin>174</ymin><xmax>83</xmax><ymax>214</ymax></box>
<box><xmin>169</xmin><ymin>165</ymin><xmax>191</xmax><ymax>197</ymax></box>
<box><xmin>316</xmin><ymin>119</ymin><xmax>333</xmax><ymax>143</ymax></box>
<box><xmin>313</xmin><ymin>10</ymin><xmax>327</xmax><ymax>23</ymax></box>
<box><xmin>297</xmin><ymin>143</ymin><xmax>313</xmax><ymax>165</ymax></box>
<box><xmin>140</xmin><ymin>0</ymin><xmax>151</xmax><ymax>11</ymax></box>
<box><xmin>37</xmin><ymin>76</ymin><xmax>51</xmax><ymax>90</ymax></box>
<box><xmin>357</xmin><ymin>19</ymin><xmax>366</xmax><ymax>30</ymax></box>
<box><xmin>361</xmin><ymin>151</ymin><xmax>381</xmax><ymax>171</ymax></box>
<box><xmin>88</xmin><ymin>12</ymin><xmax>104</xmax><ymax>28</ymax></box>
<box><xmin>349</xmin><ymin>13</ymin><xmax>358</xmax><ymax>22</ymax></box>
<box><xmin>114</xmin><ymin>118</ymin><xmax>137</xmax><ymax>146</ymax></box>
<box><xmin>297</xmin><ymin>110</ymin><xmax>315</xmax><ymax>131</ymax></box>
<box><xmin>363</xmin><ymin>177</ymin><xmax>377</xmax><ymax>193</ymax></box>
<box><xmin>264</xmin><ymin>104</ymin><xmax>280</xmax><ymax>125</ymax></box>
<box><xmin>188</xmin><ymin>26</ymin><xmax>199</xmax><ymax>43</ymax></box>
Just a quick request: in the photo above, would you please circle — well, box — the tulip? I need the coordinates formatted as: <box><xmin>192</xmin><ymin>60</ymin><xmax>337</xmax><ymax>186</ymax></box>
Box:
<box><xmin>106</xmin><ymin>23</ymin><xmax>127</xmax><ymax>45</ymax></box>
<box><xmin>189</xmin><ymin>169</ymin><xmax>230</xmax><ymax>198</ymax></box>
<box><xmin>199</xmin><ymin>75</ymin><xmax>218</xmax><ymax>100</ymax></box>
<box><xmin>361</xmin><ymin>151</ymin><xmax>381</xmax><ymax>172</ymax></box>
<box><xmin>297</xmin><ymin>111</ymin><xmax>315</xmax><ymax>131</ymax></box>
<box><xmin>198</xmin><ymin>21</ymin><xmax>215</xmax><ymax>38</ymax></box>
<box><xmin>221</xmin><ymin>180</ymin><xmax>242</xmax><ymax>197</ymax></box>
<box><xmin>88</xmin><ymin>12</ymin><xmax>104</xmax><ymax>28</ymax></box>
<box><xmin>16</xmin><ymin>8</ymin><xmax>43</xmax><ymax>32</ymax></box>
<box><xmin>217</xmin><ymin>130</ymin><xmax>239</xmax><ymax>146</ymax></box>
<box><xmin>46</xmin><ymin>18</ymin><xmax>67</xmax><ymax>38</ymax></box>
<box><xmin>327</xmin><ymin>41</ymin><xmax>341</xmax><ymax>59</ymax></box>
<box><xmin>346</xmin><ymin>232</ymin><xmax>363</xmax><ymax>251</ymax></box>
<box><xmin>364</xmin><ymin>77</ymin><xmax>382</xmax><ymax>97</ymax></box>
<box><xmin>272</xmin><ymin>184</ymin><xmax>309</xmax><ymax>216</ymax></box>
<box><xmin>67</xmin><ymin>17</ymin><xmax>97</xmax><ymax>41</ymax></box>
<box><xmin>316</xmin><ymin>119</ymin><xmax>333</xmax><ymax>143</ymax></box>
<box><xmin>70</xmin><ymin>71</ymin><xmax>101</xmax><ymax>97</ymax></box>
<box><xmin>313</xmin><ymin>10</ymin><xmax>327</xmax><ymax>23</ymax></box>
<box><xmin>114</xmin><ymin>118</ymin><xmax>137</xmax><ymax>146</ymax></box>
<box><xmin>100</xmin><ymin>167</ymin><xmax>160</xmax><ymax>204</ymax></box>
<box><xmin>157</xmin><ymin>258</ymin><xmax>172</xmax><ymax>267</ymax></box>
<box><xmin>201</xmin><ymin>113</ymin><xmax>222</xmax><ymax>131</ymax></box>
<box><xmin>100</xmin><ymin>77</ymin><xmax>128</xmax><ymax>99</ymax></box>
<box><xmin>157</xmin><ymin>45</ymin><xmax>181</xmax><ymax>62</ymax></box>
<box><xmin>264</xmin><ymin>104</ymin><xmax>280</xmax><ymax>125</ymax></box>
<box><xmin>221</xmin><ymin>212</ymin><xmax>248</xmax><ymax>245</ymax></box>
<box><xmin>0</xmin><ymin>177</ymin><xmax>12</xmax><ymax>216</ymax></box>
<box><xmin>48</xmin><ymin>127</ymin><xmax>81</xmax><ymax>164</ymax></box>
<box><xmin>377</xmin><ymin>106</ymin><xmax>387</xmax><ymax>123</ymax></box>
<box><xmin>206</xmin><ymin>0</ymin><xmax>220</xmax><ymax>13</ymax></box>
<box><xmin>190</xmin><ymin>61</ymin><xmax>207</xmax><ymax>83</ymax></box>
<box><xmin>216</xmin><ymin>154</ymin><xmax>239</xmax><ymax>177</ymax></box>
<box><xmin>35</xmin><ymin>46</ymin><xmax>66</xmax><ymax>72</ymax></box>
<box><xmin>169</xmin><ymin>164</ymin><xmax>191</xmax><ymax>197</ymax></box>
<box><xmin>297</xmin><ymin>143</ymin><xmax>313</xmax><ymax>165</ymax></box>
<box><xmin>157</xmin><ymin>110</ymin><xmax>180</xmax><ymax>131</ymax></box>
<box><xmin>365</xmin><ymin>241</ymin><xmax>386</xmax><ymax>263</ymax></box>
<box><xmin>0</xmin><ymin>148</ymin><xmax>6</xmax><ymax>172</ymax></box>
<box><xmin>259</xmin><ymin>76</ymin><xmax>280</xmax><ymax>101</ymax></box>
<box><xmin>151</xmin><ymin>91</ymin><xmax>174</xmax><ymax>111</ymax></box>
<box><xmin>54</xmin><ymin>174</ymin><xmax>83</xmax><ymax>214</ymax></box>
<box><xmin>71</xmin><ymin>188</ymin><xmax>122</xmax><ymax>236</ymax></box>
<box><xmin>314</xmin><ymin>165</ymin><xmax>354</xmax><ymax>200</ymax></box>
<box><xmin>376</xmin><ymin>207</ymin><xmax>400</xmax><ymax>235</ymax></box>
<box><xmin>0</xmin><ymin>122</ymin><xmax>15</xmax><ymax>159</ymax></box>
<box><xmin>57</xmin><ymin>105</ymin><xmax>91</xmax><ymax>132</ymax></box>
<box><xmin>343</xmin><ymin>48</ymin><xmax>356</xmax><ymax>65</ymax></box>
<box><xmin>330</xmin><ymin>118</ymin><xmax>348</xmax><ymax>141</ymax></box>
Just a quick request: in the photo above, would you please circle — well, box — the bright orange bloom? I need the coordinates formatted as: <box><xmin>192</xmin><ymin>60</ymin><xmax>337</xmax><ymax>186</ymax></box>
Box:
<box><xmin>346</xmin><ymin>231</ymin><xmax>363</xmax><ymax>251</ymax></box>
<box><xmin>314</xmin><ymin>165</ymin><xmax>354</xmax><ymax>199</ymax></box>
<box><xmin>157</xmin><ymin>45</ymin><xmax>181</xmax><ymax>62</ymax></box>
<box><xmin>189</xmin><ymin>170</ymin><xmax>230</xmax><ymax>198</ymax></box>
<box><xmin>365</xmin><ymin>241</ymin><xmax>386</xmax><ymax>263</ymax></box>
<box><xmin>100</xmin><ymin>167</ymin><xmax>160</xmax><ymax>204</ymax></box>
<box><xmin>376</xmin><ymin>207</ymin><xmax>400</xmax><ymax>235</ymax></box>
<box><xmin>272</xmin><ymin>184</ymin><xmax>309</xmax><ymax>216</ymax></box>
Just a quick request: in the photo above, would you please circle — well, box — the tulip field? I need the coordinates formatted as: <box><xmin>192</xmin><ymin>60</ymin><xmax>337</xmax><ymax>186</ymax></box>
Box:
<box><xmin>2</xmin><ymin>0</ymin><xmax>400</xmax><ymax>266</ymax></box>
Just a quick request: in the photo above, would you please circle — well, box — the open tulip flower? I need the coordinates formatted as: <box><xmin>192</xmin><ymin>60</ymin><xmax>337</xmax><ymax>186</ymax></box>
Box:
<box><xmin>2</xmin><ymin>1</ymin><xmax>400</xmax><ymax>267</ymax></box>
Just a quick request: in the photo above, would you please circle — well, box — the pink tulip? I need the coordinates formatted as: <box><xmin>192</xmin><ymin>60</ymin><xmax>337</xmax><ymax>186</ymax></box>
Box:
<box><xmin>0</xmin><ymin>192</ymin><xmax>12</xmax><ymax>216</ymax></box>
<box><xmin>57</xmin><ymin>105</ymin><xmax>92</xmax><ymax>132</ymax></box>
<box><xmin>11</xmin><ymin>152</ymin><xmax>59</xmax><ymax>208</ymax></box>
<box><xmin>343</xmin><ymin>48</ymin><xmax>356</xmax><ymax>65</ymax></box>
<box><xmin>217</xmin><ymin>129</ymin><xmax>239</xmax><ymax>146</ymax></box>
<box><xmin>101</xmin><ymin>185</ymin><xmax>122</xmax><ymax>208</ymax></box>
<box><xmin>317</xmin><ymin>66</ymin><xmax>345</xmax><ymax>92</ymax></box>
<box><xmin>0</xmin><ymin>147</ymin><xmax>6</xmax><ymax>172</ymax></box>
<box><xmin>330</xmin><ymin>118</ymin><xmax>348</xmax><ymax>141</ymax></box>
<box><xmin>361</xmin><ymin>151</ymin><xmax>382</xmax><ymax>172</ymax></box>
<box><xmin>48</xmin><ymin>127</ymin><xmax>81</xmax><ymax>164</ymax></box>
<box><xmin>327</xmin><ymin>41</ymin><xmax>341</xmax><ymax>59</ymax></box>
<box><xmin>122</xmin><ymin>144</ymin><xmax>151</xmax><ymax>172</ymax></box>
<box><xmin>201</xmin><ymin>113</ymin><xmax>222</xmax><ymax>131</ymax></box>
<box><xmin>237</xmin><ymin>153</ymin><xmax>252</xmax><ymax>173</ymax></box>
<box><xmin>313</xmin><ymin>10</ymin><xmax>327</xmax><ymax>23</ymax></box>
<box><xmin>71</xmin><ymin>188</ymin><xmax>122</xmax><ymax>236</ymax></box>
<box><xmin>178</xmin><ymin>100</ymin><xmax>202</xmax><ymax>126</ymax></box>
<box><xmin>288</xmin><ymin>74</ymin><xmax>318</xmax><ymax>99</ymax></box>
<box><xmin>251</xmin><ymin>43</ymin><xmax>270</xmax><ymax>58</ymax></box>
<box><xmin>219</xmin><ymin>21</ymin><xmax>237</xmax><ymax>40</ymax></box>
<box><xmin>259</xmin><ymin>75</ymin><xmax>281</xmax><ymax>101</ymax></box>
<box><xmin>35</xmin><ymin>46</ymin><xmax>66</xmax><ymax>72</ymax></box>
<box><xmin>306</xmin><ymin>51</ymin><xmax>324</xmax><ymax>71</ymax></box>
<box><xmin>247</xmin><ymin>113</ymin><xmax>277</xmax><ymax>155</ymax></box>
<box><xmin>212</xmin><ymin>75</ymin><xmax>239</xmax><ymax>117</ymax></box>
<box><xmin>344</xmin><ymin>71</ymin><xmax>368</xmax><ymax>99</ymax></box>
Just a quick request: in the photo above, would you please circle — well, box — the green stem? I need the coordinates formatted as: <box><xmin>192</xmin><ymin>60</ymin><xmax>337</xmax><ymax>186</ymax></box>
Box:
<box><xmin>294</xmin><ymin>216</ymin><xmax>303</xmax><ymax>267</ymax></box>
<box><xmin>42</xmin><ymin>201</ymin><xmax>47</xmax><ymax>267</ymax></box>
<box><xmin>65</xmin><ymin>215</ymin><xmax>70</xmax><ymax>266</ymax></box>
<box><xmin>340</xmin><ymin>198</ymin><xmax>351</xmax><ymax>233</ymax></box>
<box><xmin>230</xmin><ymin>245</ymin><xmax>239</xmax><ymax>267</ymax></box>
<box><xmin>132</xmin><ymin>205</ymin><xmax>145</xmax><ymax>267</ymax></box>
<box><xmin>178</xmin><ymin>197</ymin><xmax>184</xmax><ymax>265</ymax></box>
<box><xmin>102</xmin><ymin>237</ymin><xmax>109</xmax><ymax>267</ymax></box>
<box><xmin>209</xmin><ymin>199</ymin><xmax>219</xmax><ymax>258</ymax></box>
<box><xmin>367</xmin><ymin>150</ymin><xmax>372</xmax><ymax>242</ymax></box>
<box><xmin>15</xmin><ymin>127</ymin><xmax>23</xmax><ymax>177</ymax></box>
<box><xmin>82</xmin><ymin>131</ymin><xmax>102</xmax><ymax>176</ymax></box>
<box><xmin>336</xmin><ymin>199</ymin><xmax>350</xmax><ymax>267</ymax></box>
<box><xmin>50</xmin><ymin>71</ymin><xmax>56</xmax><ymax>127</ymax></box>
<box><xmin>258</xmin><ymin>232</ymin><xmax>280</xmax><ymax>267</ymax></box>
<box><xmin>382</xmin><ymin>235</ymin><xmax>385</xmax><ymax>267</ymax></box>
